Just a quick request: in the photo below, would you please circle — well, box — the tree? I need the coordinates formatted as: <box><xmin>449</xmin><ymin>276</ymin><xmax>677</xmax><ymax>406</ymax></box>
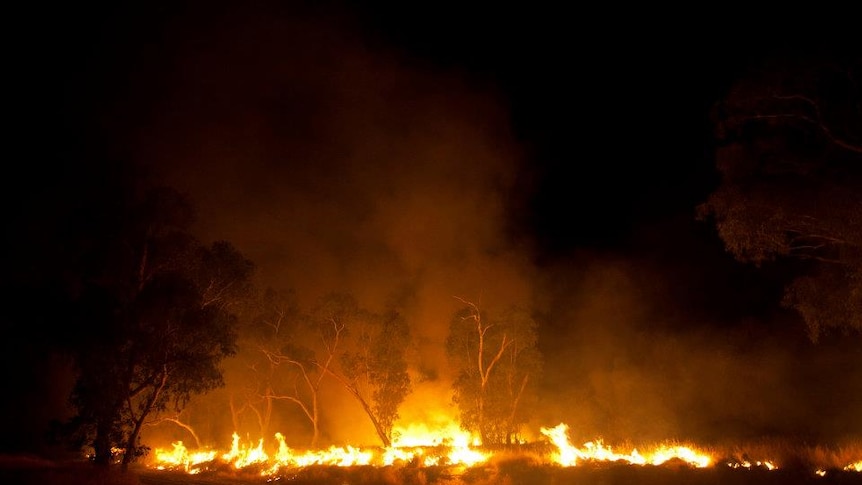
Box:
<box><xmin>240</xmin><ymin>291</ymin><xmax>412</xmax><ymax>448</ymax></box>
<box><xmin>66</xmin><ymin>187</ymin><xmax>254</xmax><ymax>468</ymax></box>
<box><xmin>446</xmin><ymin>298</ymin><xmax>542</xmax><ymax>445</ymax></box>
<box><xmin>699</xmin><ymin>55</ymin><xmax>862</xmax><ymax>340</ymax></box>
<box><xmin>239</xmin><ymin>288</ymin><xmax>330</xmax><ymax>447</ymax></box>
<box><xmin>227</xmin><ymin>288</ymin><xmax>299</xmax><ymax>441</ymax></box>
<box><xmin>304</xmin><ymin>293</ymin><xmax>411</xmax><ymax>448</ymax></box>
<box><xmin>336</xmin><ymin>306</ymin><xmax>412</xmax><ymax>447</ymax></box>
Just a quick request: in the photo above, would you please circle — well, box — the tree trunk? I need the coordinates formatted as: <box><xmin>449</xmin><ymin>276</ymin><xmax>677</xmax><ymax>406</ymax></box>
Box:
<box><xmin>93</xmin><ymin>419</ymin><xmax>113</xmax><ymax>467</ymax></box>
<box><xmin>327</xmin><ymin>371</ymin><xmax>391</xmax><ymax>447</ymax></box>
<box><xmin>361</xmin><ymin>399</ymin><xmax>391</xmax><ymax>448</ymax></box>
<box><xmin>121</xmin><ymin>371</ymin><xmax>168</xmax><ymax>470</ymax></box>
<box><xmin>263</xmin><ymin>393</ymin><xmax>272</xmax><ymax>438</ymax></box>
<box><xmin>503</xmin><ymin>374</ymin><xmax>529</xmax><ymax>445</ymax></box>
<box><xmin>478</xmin><ymin>387</ymin><xmax>487</xmax><ymax>445</ymax></box>
<box><xmin>353</xmin><ymin>391</ymin><xmax>390</xmax><ymax>447</ymax></box>
<box><xmin>121</xmin><ymin>418</ymin><xmax>145</xmax><ymax>471</ymax></box>
<box><xmin>311</xmin><ymin>393</ymin><xmax>320</xmax><ymax>448</ymax></box>
<box><xmin>229</xmin><ymin>395</ymin><xmax>240</xmax><ymax>431</ymax></box>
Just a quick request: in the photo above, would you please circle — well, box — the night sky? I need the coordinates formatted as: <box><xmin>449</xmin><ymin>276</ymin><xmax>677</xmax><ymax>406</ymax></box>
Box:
<box><xmin>4</xmin><ymin>2</ymin><xmax>860</xmax><ymax>453</ymax></box>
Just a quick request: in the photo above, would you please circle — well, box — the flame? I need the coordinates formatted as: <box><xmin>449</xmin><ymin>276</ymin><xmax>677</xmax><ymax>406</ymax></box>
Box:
<box><xmin>392</xmin><ymin>418</ymin><xmax>478</xmax><ymax>447</ymax></box>
<box><xmin>152</xmin><ymin>427</ymin><xmax>486</xmax><ymax>473</ymax></box>
<box><xmin>539</xmin><ymin>423</ymin><xmax>711</xmax><ymax>468</ymax></box>
<box><xmin>389</xmin><ymin>415</ymin><xmax>487</xmax><ymax>466</ymax></box>
<box><xmin>539</xmin><ymin>423</ymin><xmax>578</xmax><ymax>466</ymax></box>
<box><xmin>153</xmin><ymin>441</ymin><xmax>217</xmax><ymax>474</ymax></box>
<box><xmin>222</xmin><ymin>432</ymin><xmax>269</xmax><ymax>468</ymax></box>
<box><xmin>230</xmin><ymin>432</ymin><xmax>373</xmax><ymax>472</ymax></box>
<box><xmin>273</xmin><ymin>435</ymin><xmax>373</xmax><ymax>468</ymax></box>
<box><xmin>445</xmin><ymin>433</ymin><xmax>488</xmax><ymax>466</ymax></box>
<box><xmin>151</xmin><ymin>422</ymin><xmax>861</xmax><ymax>477</ymax></box>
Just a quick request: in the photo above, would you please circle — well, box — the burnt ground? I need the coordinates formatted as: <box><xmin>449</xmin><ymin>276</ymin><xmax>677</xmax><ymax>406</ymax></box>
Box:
<box><xmin>2</xmin><ymin>456</ymin><xmax>862</xmax><ymax>485</ymax></box>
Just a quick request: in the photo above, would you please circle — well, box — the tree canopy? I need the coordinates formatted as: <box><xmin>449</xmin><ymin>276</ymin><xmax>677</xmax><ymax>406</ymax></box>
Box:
<box><xmin>446</xmin><ymin>298</ymin><xmax>542</xmax><ymax>445</ymax></box>
<box><xmin>64</xmin><ymin>187</ymin><xmax>254</xmax><ymax>467</ymax></box>
<box><xmin>336</xmin><ymin>304</ymin><xmax>412</xmax><ymax>447</ymax></box>
<box><xmin>699</xmin><ymin>55</ymin><xmax>862</xmax><ymax>340</ymax></box>
<box><xmin>232</xmin><ymin>290</ymin><xmax>412</xmax><ymax>448</ymax></box>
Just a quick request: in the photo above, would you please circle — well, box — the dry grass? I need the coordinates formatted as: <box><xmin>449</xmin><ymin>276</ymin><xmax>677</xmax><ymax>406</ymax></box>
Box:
<box><xmin>6</xmin><ymin>441</ymin><xmax>862</xmax><ymax>485</ymax></box>
<box><xmin>711</xmin><ymin>437</ymin><xmax>862</xmax><ymax>471</ymax></box>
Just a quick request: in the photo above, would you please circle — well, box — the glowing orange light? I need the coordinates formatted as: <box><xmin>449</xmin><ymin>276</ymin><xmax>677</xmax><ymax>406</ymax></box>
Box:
<box><xmin>539</xmin><ymin>423</ymin><xmax>711</xmax><ymax>468</ymax></box>
<box><xmin>150</xmin><ymin>422</ymin><xmax>860</xmax><ymax>477</ymax></box>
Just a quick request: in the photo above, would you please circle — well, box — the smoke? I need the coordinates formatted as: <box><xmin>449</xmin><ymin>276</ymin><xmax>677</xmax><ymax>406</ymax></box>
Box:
<box><xmin>112</xmin><ymin>4</ymin><xmax>861</xmax><ymax>449</ymax></box>
<box><xmin>124</xmin><ymin>5</ymin><xmax>533</xmax><ymax>364</ymax></box>
<box><xmin>122</xmin><ymin>4</ymin><xmax>535</xmax><ymax>445</ymax></box>
<box><xmin>531</xmin><ymin>252</ymin><xmax>862</xmax><ymax>446</ymax></box>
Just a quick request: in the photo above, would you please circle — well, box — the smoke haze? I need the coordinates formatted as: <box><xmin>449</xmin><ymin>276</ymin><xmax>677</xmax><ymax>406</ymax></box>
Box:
<box><xmin>27</xmin><ymin>2</ymin><xmax>860</xmax><ymax>451</ymax></box>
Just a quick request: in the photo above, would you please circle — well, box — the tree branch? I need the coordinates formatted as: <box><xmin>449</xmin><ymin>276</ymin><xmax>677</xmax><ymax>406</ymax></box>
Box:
<box><xmin>269</xmin><ymin>394</ymin><xmax>315</xmax><ymax>423</ymax></box>
<box><xmin>145</xmin><ymin>416</ymin><xmax>202</xmax><ymax>448</ymax></box>
<box><xmin>771</xmin><ymin>94</ymin><xmax>862</xmax><ymax>154</ymax></box>
<box><xmin>482</xmin><ymin>334</ymin><xmax>514</xmax><ymax>385</ymax></box>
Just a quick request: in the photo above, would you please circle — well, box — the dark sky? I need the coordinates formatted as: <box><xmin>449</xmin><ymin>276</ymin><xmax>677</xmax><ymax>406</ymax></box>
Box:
<box><xmin>5</xmin><ymin>2</ymin><xmax>861</xmax><ymax>451</ymax></box>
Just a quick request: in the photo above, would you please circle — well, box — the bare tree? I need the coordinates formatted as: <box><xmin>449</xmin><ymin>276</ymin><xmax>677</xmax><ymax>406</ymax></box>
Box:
<box><xmin>237</xmin><ymin>291</ymin><xmax>412</xmax><ymax>448</ymax></box>
<box><xmin>237</xmin><ymin>288</ymin><xmax>333</xmax><ymax>447</ymax></box>
<box><xmin>446</xmin><ymin>297</ymin><xmax>541</xmax><ymax>445</ymax></box>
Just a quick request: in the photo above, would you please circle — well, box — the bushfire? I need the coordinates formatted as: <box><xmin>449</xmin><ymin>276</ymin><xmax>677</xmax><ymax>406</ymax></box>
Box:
<box><xmin>148</xmin><ymin>421</ymin><xmax>862</xmax><ymax>477</ymax></box>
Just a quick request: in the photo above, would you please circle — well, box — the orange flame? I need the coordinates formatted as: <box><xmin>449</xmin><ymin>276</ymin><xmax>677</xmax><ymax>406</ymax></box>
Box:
<box><xmin>151</xmin><ymin>422</ymin><xmax>862</xmax><ymax>476</ymax></box>
<box><xmin>539</xmin><ymin>423</ymin><xmax>711</xmax><ymax>468</ymax></box>
<box><xmin>154</xmin><ymin>441</ymin><xmax>217</xmax><ymax>474</ymax></box>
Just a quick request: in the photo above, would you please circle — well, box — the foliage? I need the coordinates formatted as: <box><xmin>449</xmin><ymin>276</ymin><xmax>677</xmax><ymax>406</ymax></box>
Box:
<box><xmin>699</xmin><ymin>55</ymin><xmax>862</xmax><ymax>340</ymax></box>
<box><xmin>305</xmin><ymin>292</ymin><xmax>412</xmax><ymax>447</ymax></box>
<box><xmin>338</xmin><ymin>307</ymin><xmax>412</xmax><ymax>445</ymax></box>
<box><xmin>234</xmin><ymin>290</ymin><xmax>412</xmax><ymax>448</ymax></box>
<box><xmin>65</xmin><ymin>187</ymin><xmax>254</xmax><ymax>467</ymax></box>
<box><xmin>234</xmin><ymin>287</ymin><xmax>327</xmax><ymax>446</ymax></box>
<box><xmin>447</xmin><ymin>299</ymin><xmax>542</xmax><ymax>444</ymax></box>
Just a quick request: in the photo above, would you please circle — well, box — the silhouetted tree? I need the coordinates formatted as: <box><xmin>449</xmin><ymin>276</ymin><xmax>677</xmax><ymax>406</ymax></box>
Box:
<box><xmin>446</xmin><ymin>298</ymin><xmax>542</xmax><ymax>445</ymax></box>
<box><xmin>699</xmin><ymin>55</ymin><xmax>862</xmax><ymax>340</ymax></box>
<box><xmin>67</xmin><ymin>187</ymin><xmax>254</xmax><ymax>468</ymax></box>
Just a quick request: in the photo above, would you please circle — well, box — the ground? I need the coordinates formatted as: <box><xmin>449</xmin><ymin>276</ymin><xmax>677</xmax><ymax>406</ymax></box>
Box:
<box><xmin>2</xmin><ymin>455</ymin><xmax>862</xmax><ymax>485</ymax></box>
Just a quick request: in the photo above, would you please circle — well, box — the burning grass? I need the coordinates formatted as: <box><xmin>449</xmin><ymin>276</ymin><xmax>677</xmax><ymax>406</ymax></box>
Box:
<box><xmin>716</xmin><ymin>437</ymin><xmax>862</xmax><ymax>474</ymax></box>
<box><xmin>141</xmin><ymin>423</ymin><xmax>862</xmax><ymax>483</ymax></box>
<box><xmin>5</xmin><ymin>444</ymin><xmax>862</xmax><ymax>485</ymax></box>
<box><xmin>14</xmin><ymin>419</ymin><xmax>849</xmax><ymax>485</ymax></box>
